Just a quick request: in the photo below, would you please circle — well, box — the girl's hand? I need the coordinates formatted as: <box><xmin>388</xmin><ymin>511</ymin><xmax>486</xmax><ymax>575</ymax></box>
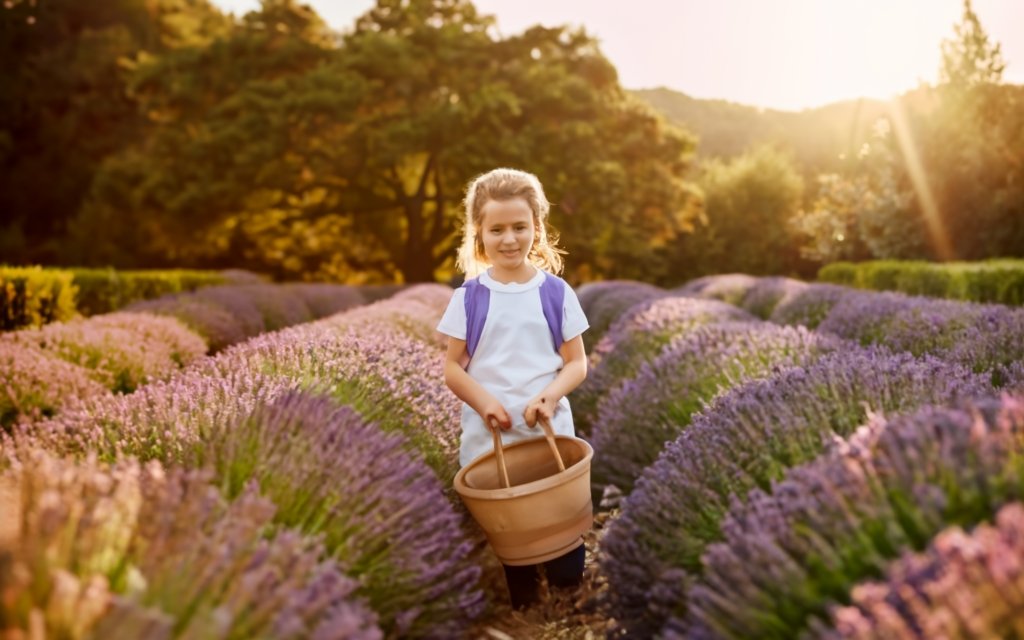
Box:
<box><xmin>482</xmin><ymin>400</ymin><xmax>512</xmax><ymax>432</ymax></box>
<box><xmin>524</xmin><ymin>395</ymin><xmax>556</xmax><ymax>428</ymax></box>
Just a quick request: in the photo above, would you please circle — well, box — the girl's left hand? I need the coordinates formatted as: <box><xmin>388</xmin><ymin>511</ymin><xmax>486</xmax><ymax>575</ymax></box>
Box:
<box><xmin>524</xmin><ymin>395</ymin><xmax>556</xmax><ymax>428</ymax></box>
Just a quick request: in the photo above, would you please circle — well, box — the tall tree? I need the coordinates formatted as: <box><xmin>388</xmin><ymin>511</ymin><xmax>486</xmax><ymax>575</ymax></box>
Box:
<box><xmin>72</xmin><ymin>0</ymin><xmax>699</xmax><ymax>282</ymax></box>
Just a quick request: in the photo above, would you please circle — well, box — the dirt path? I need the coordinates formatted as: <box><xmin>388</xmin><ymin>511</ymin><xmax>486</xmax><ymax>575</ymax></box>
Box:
<box><xmin>468</xmin><ymin>508</ymin><xmax>622</xmax><ymax>639</ymax></box>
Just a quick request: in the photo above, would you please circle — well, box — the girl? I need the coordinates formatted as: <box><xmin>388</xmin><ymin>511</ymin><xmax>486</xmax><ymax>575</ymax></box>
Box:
<box><xmin>437</xmin><ymin>167</ymin><xmax>590</xmax><ymax>610</ymax></box>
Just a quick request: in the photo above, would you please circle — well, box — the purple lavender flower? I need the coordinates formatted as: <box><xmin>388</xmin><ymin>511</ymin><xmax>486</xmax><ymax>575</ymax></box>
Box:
<box><xmin>218</xmin><ymin>391</ymin><xmax>485</xmax><ymax>637</ymax></box>
<box><xmin>812</xmin><ymin>502</ymin><xmax>1024</xmax><ymax>640</ymax></box>
<box><xmin>738</xmin><ymin>277</ymin><xmax>809</xmax><ymax>320</ymax></box>
<box><xmin>684</xmin><ymin>394</ymin><xmax>1024</xmax><ymax>640</ymax></box>
<box><xmin>0</xmin><ymin>340</ymin><xmax>106</xmax><ymax>429</ymax></box>
<box><xmin>578</xmin><ymin>281</ymin><xmax>667</xmax><ymax>352</ymax></box>
<box><xmin>283</xmin><ymin>283</ymin><xmax>365</xmax><ymax>318</ymax></box>
<box><xmin>769</xmin><ymin>283</ymin><xmax>851</xmax><ymax>329</ymax></box>
<box><xmin>8</xmin><ymin>311</ymin><xmax>207</xmax><ymax>393</ymax></box>
<box><xmin>573</xmin><ymin>297</ymin><xmax>754</xmax><ymax>434</ymax></box>
<box><xmin>591</xmin><ymin>321</ymin><xmax>840</xmax><ymax>494</ymax></box>
<box><xmin>600</xmin><ymin>347</ymin><xmax>992</xmax><ymax>638</ymax></box>
<box><xmin>127</xmin><ymin>295</ymin><xmax>247</xmax><ymax>352</ymax></box>
<box><xmin>673</xmin><ymin>274</ymin><xmax>759</xmax><ymax>306</ymax></box>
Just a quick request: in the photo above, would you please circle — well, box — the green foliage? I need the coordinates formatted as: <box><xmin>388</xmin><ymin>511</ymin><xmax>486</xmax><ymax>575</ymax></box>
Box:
<box><xmin>0</xmin><ymin>267</ymin><xmax>78</xmax><ymax>330</ymax></box>
<box><xmin>71</xmin><ymin>268</ymin><xmax>227</xmax><ymax>316</ymax></box>
<box><xmin>817</xmin><ymin>259</ymin><xmax>1024</xmax><ymax>305</ymax></box>
<box><xmin>65</xmin><ymin>0</ymin><xmax>699</xmax><ymax>283</ymax></box>
<box><xmin>672</xmin><ymin>145</ymin><xmax>804</xmax><ymax>281</ymax></box>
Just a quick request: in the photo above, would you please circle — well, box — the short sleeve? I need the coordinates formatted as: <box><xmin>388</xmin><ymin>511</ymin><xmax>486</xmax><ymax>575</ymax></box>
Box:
<box><xmin>437</xmin><ymin>287</ymin><xmax>467</xmax><ymax>340</ymax></box>
<box><xmin>561</xmin><ymin>284</ymin><xmax>589</xmax><ymax>342</ymax></box>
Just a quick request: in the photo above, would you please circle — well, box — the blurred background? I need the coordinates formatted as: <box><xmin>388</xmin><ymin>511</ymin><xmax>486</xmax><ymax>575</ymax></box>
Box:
<box><xmin>2</xmin><ymin>0</ymin><xmax>1022</xmax><ymax>285</ymax></box>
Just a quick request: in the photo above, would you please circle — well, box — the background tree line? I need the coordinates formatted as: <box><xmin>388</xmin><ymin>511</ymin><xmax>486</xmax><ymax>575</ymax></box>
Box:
<box><xmin>2</xmin><ymin>0</ymin><xmax>1020</xmax><ymax>285</ymax></box>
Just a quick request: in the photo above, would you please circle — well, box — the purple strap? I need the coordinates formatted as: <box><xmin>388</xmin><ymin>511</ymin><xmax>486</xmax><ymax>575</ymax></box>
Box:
<box><xmin>463</xmin><ymin>271</ymin><xmax>565</xmax><ymax>358</ymax></box>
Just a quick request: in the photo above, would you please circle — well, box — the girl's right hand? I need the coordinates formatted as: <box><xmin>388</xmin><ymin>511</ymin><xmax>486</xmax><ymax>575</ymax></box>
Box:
<box><xmin>482</xmin><ymin>401</ymin><xmax>512</xmax><ymax>432</ymax></box>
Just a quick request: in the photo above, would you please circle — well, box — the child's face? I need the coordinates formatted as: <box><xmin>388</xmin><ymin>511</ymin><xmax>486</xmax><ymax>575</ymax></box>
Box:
<box><xmin>479</xmin><ymin>197</ymin><xmax>536</xmax><ymax>271</ymax></box>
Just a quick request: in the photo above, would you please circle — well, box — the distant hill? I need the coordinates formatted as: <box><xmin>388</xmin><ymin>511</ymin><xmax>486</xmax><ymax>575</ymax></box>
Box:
<box><xmin>631</xmin><ymin>87</ymin><xmax>895</xmax><ymax>175</ymax></box>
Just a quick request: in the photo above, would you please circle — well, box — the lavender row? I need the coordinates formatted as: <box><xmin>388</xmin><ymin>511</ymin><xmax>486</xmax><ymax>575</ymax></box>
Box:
<box><xmin>128</xmin><ymin>283</ymin><xmax>366</xmax><ymax>352</ymax></box>
<box><xmin>813</xmin><ymin>501</ymin><xmax>1024</xmax><ymax>639</ymax></box>
<box><xmin>576</xmin><ymin>280</ymin><xmax>667</xmax><ymax>352</ymax></box>
<box><xmin>591</xmin><ymin>321</ymin><xmax>839</xmax><ymax>494</ymax></box>
<box><xmin>573</xmin><ymin>297</ymin><xmax>754</xmax><ymax>434</ymax></box>
<box><xmin>0</xmin><ymin>446</ymin><xmax>382</xmax><ymax>639</ymax></box>
<box><xmin>679</xmin><ymin>394</ymin><xmax>1024</xmax><ymax>639</ymax></box>
<box><xmin>600</xmin><ymin>348</ymin><xmax>991</xmax><ymax>638</ymax></box>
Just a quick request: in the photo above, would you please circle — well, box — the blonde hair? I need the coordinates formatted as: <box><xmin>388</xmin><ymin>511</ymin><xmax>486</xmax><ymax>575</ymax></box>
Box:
<box><xmin>456</xmin><ymin>168</ymin><xmax>566</xmax><ymax>276</ymax></box>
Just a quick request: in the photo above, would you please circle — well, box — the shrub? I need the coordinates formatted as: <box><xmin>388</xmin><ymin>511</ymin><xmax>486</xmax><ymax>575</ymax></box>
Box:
<box><xmin>126</xmin><ymin>295</ymin><xmax>247</xmax><ymax>352</ymax></box>
<box><xmin>9</xmin><ymin>312</ymin><xmax>206</xmax><ymax>393</ymax></box>
<box><xmin>737</xmin><ymin>277</ymin><xmax>809</xmax><ymax>319</ymax></box>
<box><xmin>817</xmin><ymin>262</ymin><xmax>859</xmax><ymax>286</ymax></box>
<box><xmin>815</xmin><ymin>501</ymin><xmax>1024</xmax><ymax>640</ymax></box>
<box><xmin>0</xmin><ymin>447</ymin><xmax>382</xmax><ymax>639</ymax></box>
<box><xmin>683</xmin><ymin>395</ymin><xmax>1024</xmax><ymax>639</ymax></box>
<box><xmin>590</xmin><ymin>322</ymin><xmax>837</xmax><ymax>494</ymax></box>
<box><xmin>673</xmin><ymin>274</ymin><xmax>758</xmax><ymax>306</ymax></box>
<box><xmin>572</xmin><ymin>297</ymin><xmax>753</xmax><ymax>434</ymax></box>
<box><xmin>283</xmin><ymin>283</ymin><xmax>365</xmax><ymax>318</ymax></box>
<box><xmin>0</xmin><ymin>340</ymin><xmax>106</xmax><ymax>430</ymax></box>
<box><xmin>213</xmin><ymin>392</ymin><xmax>485</xmax><ymax>636</ymax></box>
<box><xmin>769</xmin><ymin>283</ymin><xmax>851</xmax><ymax>329</ymax></box>
<box><xmin>577</xmin><ymin>281</ymin><xmax>666</xmax><ymax>352</ymax></box>
<box><xmin>0</xmin><ymin>266</ymin><xmax>77</xmax><ymax>330</ymax></box>
<box><xmin>601</xmin><ymin>348</ymin><xmax>992</xmax><ymax>638</ymax></box>
<box><xmin>71</xmin><ymin>268</ymin><xmax>226</xmax><ymax>316</ymax></box>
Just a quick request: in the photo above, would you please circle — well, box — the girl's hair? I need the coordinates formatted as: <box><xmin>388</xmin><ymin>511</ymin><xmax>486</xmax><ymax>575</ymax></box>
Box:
<box><xmin>456</xmin><ymin>168</ymin><xmax>566</xmax><ymax>276</ymax></box>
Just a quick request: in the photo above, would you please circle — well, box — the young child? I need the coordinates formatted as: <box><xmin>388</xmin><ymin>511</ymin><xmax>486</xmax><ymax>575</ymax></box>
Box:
<box><xmin>437</xmin><ymin>167</ymin><xmax>590</xmax><ymax>610</ymax></box>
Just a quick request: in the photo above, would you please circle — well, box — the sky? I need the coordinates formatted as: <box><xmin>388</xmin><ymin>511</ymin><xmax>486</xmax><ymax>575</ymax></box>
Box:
<box><xmin>212</xmin><ymin>0</ymin><xmax>1024</xmax><ymax>112</ymax></box>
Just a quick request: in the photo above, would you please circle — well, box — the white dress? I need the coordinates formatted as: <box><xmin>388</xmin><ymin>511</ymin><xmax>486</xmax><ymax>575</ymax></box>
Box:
<box><xmin>437</xmin><ymin>268</ymin><xmax>590</xmax><ymax>467</ymax></box>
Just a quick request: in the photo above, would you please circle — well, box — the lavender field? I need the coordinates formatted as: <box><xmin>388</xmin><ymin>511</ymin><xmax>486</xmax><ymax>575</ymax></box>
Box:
<box><xmin>3</xmin><ymin>275</ymin><xmax>1024</xmax><ymax>639</ymax></box>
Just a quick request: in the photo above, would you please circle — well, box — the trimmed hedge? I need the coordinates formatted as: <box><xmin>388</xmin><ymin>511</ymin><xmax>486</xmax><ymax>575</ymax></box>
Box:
<box><xmin>819</xmin><ymin>259</ymin><xmax>1024</xmax><ymax>306</ymax></box>
<box><xmin>0</xmin><ymin>267</ymin><xmax>77</xmax><ymax>330</ymax></box>
<box><xmin>70</xmin><ymin>268</ymin><xmax>227</xmax><ymax>316</ymax></box>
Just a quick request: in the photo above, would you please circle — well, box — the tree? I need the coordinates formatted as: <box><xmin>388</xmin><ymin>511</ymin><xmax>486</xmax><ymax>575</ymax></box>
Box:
<box><xmin>672</xmin><ymin>145</ymin><xmax>804</xmax><ymax>280</ymax></box>
<box><xmin>71</xmin><ymin>0</ymin><xmax>700</xmax><ymax>282</ymax></box>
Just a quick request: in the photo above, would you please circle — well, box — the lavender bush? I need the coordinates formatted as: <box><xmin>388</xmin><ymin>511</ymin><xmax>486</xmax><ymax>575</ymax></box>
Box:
<box><xmin>673</xmin><ymin>274</ymin><xmax>759</xmax><ymax>306</ymax></box>
<box><xmin>201</xmin><ymin>321</ymin><xmax>461</xmax><ymax>479</ymax></box>
<box><xmin>0</xmin><ymin>447</ymin><xmax>382</xmax><ymax>639</ymax></box>
<box><xmin>572</xmin><ymin>297</ymin><xmax>754</xmax><ymax>434</ymax></box>
<box><xmin>684</xmin><ymin>394</ymin><xmax>1024</xmax><ymax>639</ymax></box>
<box><xmin>814</xmin><ymin>501</ymin><xmax>1024</xmax><ymax>640</ymax></box>
<box><xmin>127</xmin><ymin>295</ymin><xmax>248</xmax><ymax>352</ymax></box>
<box><xmin>591</xmin><ymin>322</ymin><xmax>837</xmax><ymax>494</ymax></box>
<box><xmin>601</xmin><ymin>348</ymin><xmax>992</xmax><ymax>638</ymax></box>
<box><xmin>211</xmin><ymin>392</ymin><xmax>485</xmax><ymax>637</ymax></box>
<box><xmin>283</xmin><ymin>283</ymin><xmax>365</xmax><ymax>318</ymax></box>
<box><xmin>578</xmin><ymin>281</ymin><xmax>666</xmax><ymax>352</ymax></box>
<box><xmin>9</xmin><ymin>311</ymin><xmax>206</xmax><ymax>393</ymax></box>
<box><xmin>0</xmin><ymin>340</ymin><xmax>106</xmax><ymax>429</ymax></box>
<box><xmin>737</xmin><ymin>276</ymin><xmax>809</xmax><ymax>319</ymax></box>
<box><xmin>769</xmin><ymin>283</ymin><xmax>851</xmax><ymax>329</ymax></box>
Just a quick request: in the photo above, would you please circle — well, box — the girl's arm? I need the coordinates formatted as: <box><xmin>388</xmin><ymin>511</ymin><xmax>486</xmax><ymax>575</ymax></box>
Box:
<box><xmin>524</xmin><ymin>335</ymin><xmax>587</xmax><ymax>427</ymax></box>
<box><xmin>443</xmin><ymin>337</ymin><xmax>512</xmax><ymax>430</ymax></box>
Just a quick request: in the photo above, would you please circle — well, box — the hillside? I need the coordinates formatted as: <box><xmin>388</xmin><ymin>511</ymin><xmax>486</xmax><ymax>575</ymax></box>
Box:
<box><xmin>631</xmin><ymin>87</ymin><xmax>893</xmax><ymax>173</ymax></box>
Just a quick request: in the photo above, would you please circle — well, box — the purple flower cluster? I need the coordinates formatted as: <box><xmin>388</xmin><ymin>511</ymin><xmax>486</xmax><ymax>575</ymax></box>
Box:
<box><xmin>201</xmin><ymin>320</ymin><xmax>461</xmax><ymax>479</ymax></box>
<box><xmin>769</xmin><ymin>283</ymin><xmax>851</xmax><ymax>329</ymax></box>
<box><xmin>600</xmin><ymin>348</ymin><xmax>992</xmax><ymax>638</ymax></box>
<box><xmin>6</xmin><ymin>311</ymin><xmax>206</xmax><ymax>394</ymax></box>
<box><xmin>591</xmin><ymin>321</ymin><xmax>838</xmax><ymax>494</ymax></box>
<box><xmin>817</xmin><ymin>290</ymin><xmax>992</xmax><ymax>356</ymax></box>
<box><xmin>817</xmin><ymin>501</ymin><xmax>1024</xmax><ymax>640</ymax></box>
<box><xmin>737</xmin><ymin>276</ymin><xmax>809</xmax><ymax>320</ymax></box>
<box><xmin>573</xmin><ymin>297</ymin><xmax>754</xmax><ymax>434</ymax></box>
<box><xmin>577</xmin><ymin>281</ymin><xmax>667</xmax><ymax>352</ymax></box>
<box><xmin>1</xmin><ymin>447</ymin><xmax>382</xmax><ymax>639</ymax></box>
<box><xmin>128</xmin><ymin>283</ymin><xmax>366</xmax><ymax>352</ymax></box>
<box><xmin>216</xmin><ymin>391</ymin><xmax>485</xmax><ymax>636</ymax></box>
<box><xmin>683</xmin><ymin>394</ymin><xmax>1024</xmax><ymax>639</ymax></box>
<box><xmin>0</xmin><ymin>340</ymin><xmax>106</xmax><ymax>430</ymax></box>
<box><xmin>673</xmin><ymin>274</ymin><xmax>759</xmax><ymax>306</ymax></box>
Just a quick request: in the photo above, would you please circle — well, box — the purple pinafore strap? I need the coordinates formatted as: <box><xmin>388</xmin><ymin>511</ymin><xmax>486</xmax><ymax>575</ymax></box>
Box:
<box><xmin>463</xmin><ymin>271</ymin><xmax>565</xmax><ymax>358</ymax></box>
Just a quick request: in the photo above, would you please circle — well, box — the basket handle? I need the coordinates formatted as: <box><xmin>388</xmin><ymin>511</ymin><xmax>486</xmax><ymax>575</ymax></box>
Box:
<box><xmin>490</xmin><ymin>415</ymin><xmax>567</xmax><ymax>489</ymax></box>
